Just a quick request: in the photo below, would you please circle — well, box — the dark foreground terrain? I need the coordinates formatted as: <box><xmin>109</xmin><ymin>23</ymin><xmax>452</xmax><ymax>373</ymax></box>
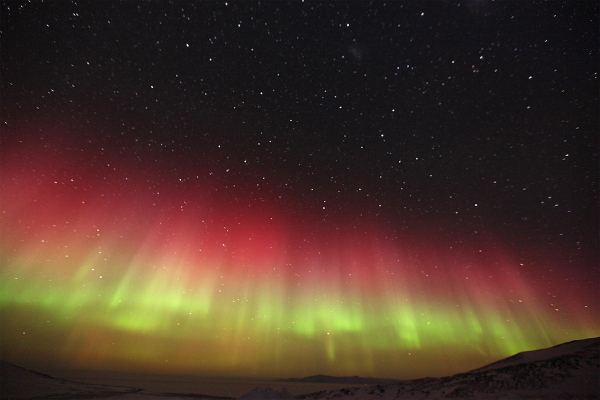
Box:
<box><xmin>1</xmin><ymin>337</ymin><xmax>598</xmax><ymax>399</ymax></box>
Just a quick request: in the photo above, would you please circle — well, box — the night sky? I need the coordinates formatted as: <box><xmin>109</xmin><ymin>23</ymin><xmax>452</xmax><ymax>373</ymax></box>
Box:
<box><xmin>1</xmin><ymin>1</ymin><xmax>598</xmax><ymax>379</ymax></box>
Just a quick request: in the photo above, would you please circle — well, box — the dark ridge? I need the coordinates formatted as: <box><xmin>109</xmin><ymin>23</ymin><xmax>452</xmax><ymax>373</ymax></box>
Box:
<box><xmin>280</xmin><ymin>374</ymin><xmax>401</xmax><ymax>385</ymax></box>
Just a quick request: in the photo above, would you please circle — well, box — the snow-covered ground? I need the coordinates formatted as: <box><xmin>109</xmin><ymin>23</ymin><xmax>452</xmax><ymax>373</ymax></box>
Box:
<box><xmin>1</xmin><ymin>336</ymin><xmax>598</xmax><ymax>399</ymax></box>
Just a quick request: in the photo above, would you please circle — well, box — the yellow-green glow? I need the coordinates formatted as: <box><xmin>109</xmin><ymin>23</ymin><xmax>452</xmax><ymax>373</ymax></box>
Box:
<box><xmin>2</xmin><ymin>237</ymin><xmax>598</xmax><ymax>379</ymax></box>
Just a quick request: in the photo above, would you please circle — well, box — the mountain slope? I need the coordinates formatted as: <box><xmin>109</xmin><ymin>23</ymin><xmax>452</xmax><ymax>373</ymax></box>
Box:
<box><xmin>470</xmin><ymin>336</ymin><xmax>600</xmax><ymax>373</ymax></box>
<box><xmin>0</xmin><ymin>360</ymin><xmax>140</xmax><ymax>399</ymax></box>
<box><xmin>298</xmin><ymin>336</ymin><xmax>600</xmax><ymax>400</ymax></box>
<box><xmin>0</xmin><ymin>361</ymin><xmax>231</xmax><ymax>399</ymax></box>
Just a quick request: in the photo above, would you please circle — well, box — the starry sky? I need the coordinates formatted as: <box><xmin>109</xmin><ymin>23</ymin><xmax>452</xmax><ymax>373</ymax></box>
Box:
<box><xmin>1</xmin><ymin>1</ymin><xmax>598</xmax><ymax>379</ymax></box>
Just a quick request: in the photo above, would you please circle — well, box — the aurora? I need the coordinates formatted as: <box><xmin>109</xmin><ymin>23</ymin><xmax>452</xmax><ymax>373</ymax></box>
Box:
<box><xmin>1</xmin><ymin>0</ymin><xmax>598</xmax><ymax>384</ymax></box>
